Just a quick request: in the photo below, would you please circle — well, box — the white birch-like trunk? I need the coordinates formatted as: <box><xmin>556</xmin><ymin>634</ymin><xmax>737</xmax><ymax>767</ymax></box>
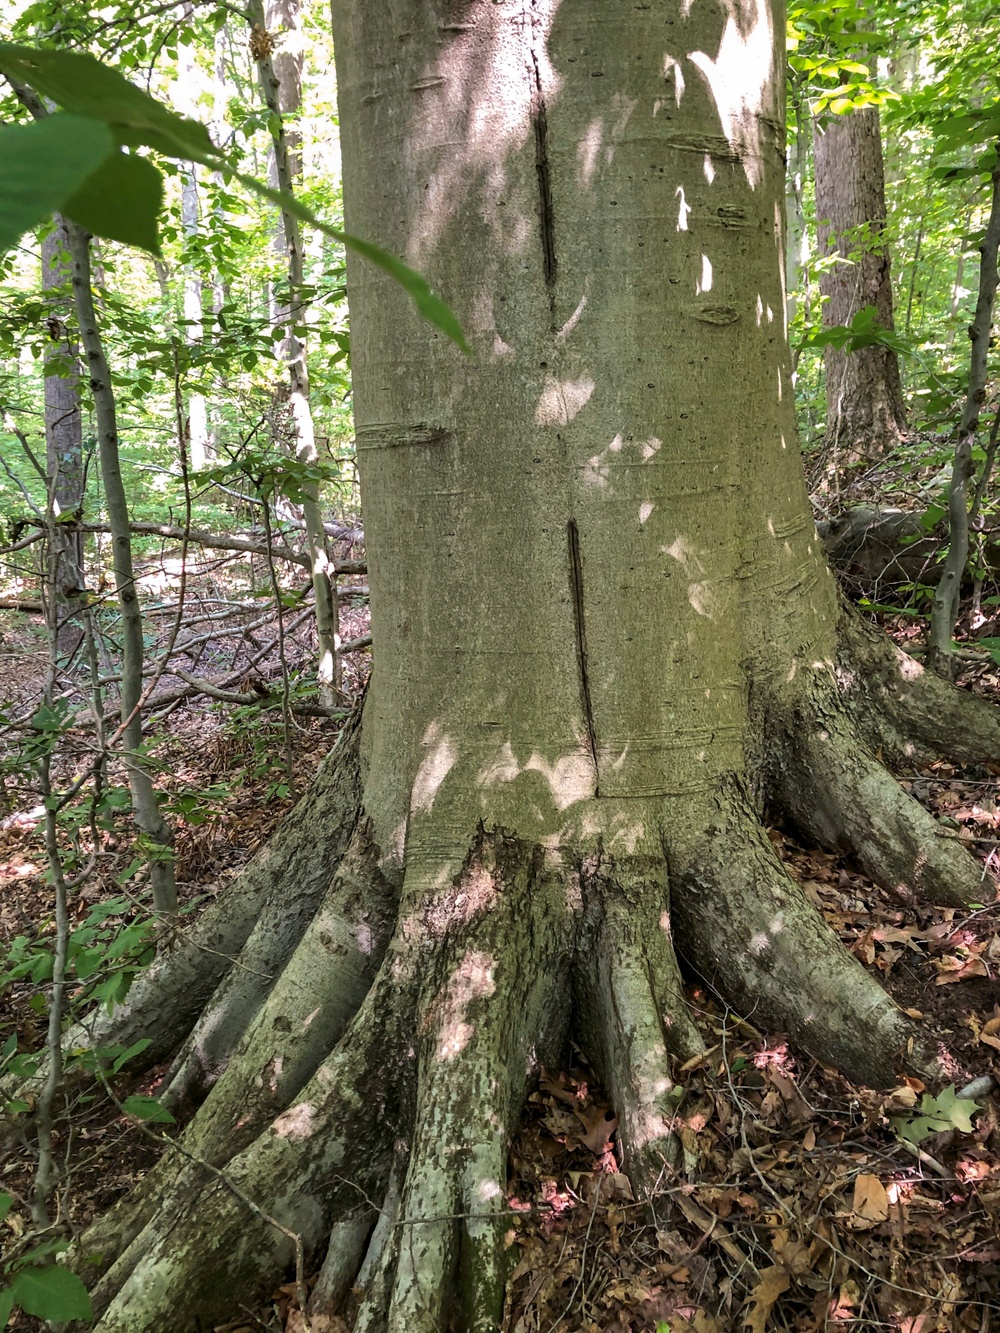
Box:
<box><xmin>252</xmin><ymin>0</ymin><xmax>341</xmax><ymax>705</ymax></box>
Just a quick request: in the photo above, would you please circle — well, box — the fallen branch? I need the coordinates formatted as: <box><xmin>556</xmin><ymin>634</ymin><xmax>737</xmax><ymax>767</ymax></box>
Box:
<box><xmin>11</xmin><ymin>517</ymin><xmax>369</xmax><ymax>576</ymax></box>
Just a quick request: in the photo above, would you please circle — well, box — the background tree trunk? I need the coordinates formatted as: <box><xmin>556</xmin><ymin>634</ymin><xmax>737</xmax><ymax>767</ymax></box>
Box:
<box><xmin>41</xmin><ymin>216</ymin><xmax>85</xmax><ymax>660</ymax></box>
<box><xmin>813</xmin><ymin>107</ymin><xmax>907</xmax><ymax>454</ymax></box>
<box><xmin>252</xmin><ymin>0</ymin><xmax>341</xmax><ymax>705</ymax></box>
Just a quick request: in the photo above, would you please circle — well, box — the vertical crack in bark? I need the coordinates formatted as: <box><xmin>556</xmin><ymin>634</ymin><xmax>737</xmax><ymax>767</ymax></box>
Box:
<box><xmin>528</xmin><ymin>9</ymin><xmax>556</xmax><ymax>308</ymax></box>
<box><xmin>568</xmin><ymin>519</ymin><xmax>600</xmax><ymax>794</ymax></box>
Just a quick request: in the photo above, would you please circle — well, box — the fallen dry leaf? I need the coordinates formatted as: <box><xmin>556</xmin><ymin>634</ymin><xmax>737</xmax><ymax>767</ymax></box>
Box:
<box><xmin>743</xmin><ymin>1265</ymin><xmax>790</xmax><ymax>1333</ymax></box>
<box><xmin>934</xmin><ymin>954</ymin><xmax>989</xmax><ymax>984</ymax></box>
<box><xmin>849</xmin><ymin>1174</ymin><xmax>889</xmax><ymax>1229</ymax></box>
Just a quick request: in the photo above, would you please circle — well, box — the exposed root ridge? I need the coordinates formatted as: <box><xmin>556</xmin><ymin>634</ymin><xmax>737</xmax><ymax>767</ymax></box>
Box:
<box><xmin>669</xmin><ymin>784</ymin><xmax>912</xmax><ymax>1088</ymax></box>
<box><xmin>773</xmin><ymin>702</ymin><xmax>990</xmax><ymax>907</ymax></box>
<box><xmin>165</xmin><ymin>818</ymin><xmax>394</xmax><ymax>1135</ymax></box>
<box><xmin>82</xmin><ymin>955</ymin><xmax>409</xmax><ymax>1331</ymax></box>
<box><xmin>358</xmin><ymin>834</ymin><xmax>573</xmax><ymax>1333</ymax></box>
<box><xmin>837</xmin><ymin>605</ymin><xmax>1000</xmax><ymax>766</ymax></box>
<box><xmin>575</xmin><ymin>854</ymin><xmax>703</xmax><ymax>1197</ymax></box>
<box><xmin>3</xmin><ymin>712</ymin><xmax>366</xmax><ymax>1130</ymax></box>
<box><xmin>161</xmin><ymin>711</ymin><xmax>365</xmax><ymax>1112</ymax></box>
<box><xmin>74</xmin><ymin>822</ymin><xmax>393</xmax><ymax>1292</ymax></box>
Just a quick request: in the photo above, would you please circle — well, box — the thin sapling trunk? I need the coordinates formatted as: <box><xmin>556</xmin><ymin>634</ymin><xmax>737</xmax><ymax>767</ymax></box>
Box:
<box><xmin>927</xmin><ymin>147</ymin><xmax>1000</xmax><ymax>677</ymax></box>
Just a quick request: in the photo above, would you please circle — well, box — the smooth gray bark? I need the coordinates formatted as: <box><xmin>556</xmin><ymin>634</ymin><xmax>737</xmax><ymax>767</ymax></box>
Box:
<box><xmin>251</xmin><ymin>0</ymin><xmax>341</xmax><ymax>704</ymax></box>
<box><xmin>67</xmin><ymin>225</ymin><xmax>177</xmax><ymax>916</ymax></box>
<box><xmin>41</xmin><ymin>217</ymin><xmax>85</xmax><ymax>659</ymax></box>
<box><xmin>927</xmin><ymin>150</ymin><xmax>1000</xmax><ymax>677</ymax></box>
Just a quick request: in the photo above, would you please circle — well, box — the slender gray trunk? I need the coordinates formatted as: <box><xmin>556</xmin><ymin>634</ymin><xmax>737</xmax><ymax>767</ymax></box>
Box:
<box><xmin>66</xmin><ymin>223</ymin><xmax>177</xmax><ymax>916</ymax></box>
<box><xmin>927</xmin><ymin>151</ymin><xmax>1000</xmax><ymax>676</ymax></box>
<box><xmin>41</xmin><ymin>216</ymin><xmax>86</xmax><ymax>660</ymax></box>
<box><xmin>251</xmin><ymin>0</ymin><xmax>340</xmax><ymax>705</ymax></box>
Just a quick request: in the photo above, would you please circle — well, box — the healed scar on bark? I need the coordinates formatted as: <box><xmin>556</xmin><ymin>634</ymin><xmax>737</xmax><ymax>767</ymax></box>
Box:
<box><xmin>568</xmin><ymin>518</ymin><xmax>600</xmax><ymax>794</ymax></box>
<box><xmin>529</xmin><ymin>33</ymin><xmax>556</xmax><ymax>301</ymax></box>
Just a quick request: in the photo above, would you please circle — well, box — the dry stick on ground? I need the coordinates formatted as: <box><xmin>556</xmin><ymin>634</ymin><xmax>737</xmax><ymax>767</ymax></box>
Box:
<box><xmin>927</xmin><ymin>146</ymin><xmax>1000</xmax><ymax>677</ymax></box>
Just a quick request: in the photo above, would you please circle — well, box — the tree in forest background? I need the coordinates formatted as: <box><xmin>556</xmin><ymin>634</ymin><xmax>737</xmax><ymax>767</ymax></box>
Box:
<box><xmin>813</xmin><ymin>100</ymin><xmax>907</xmax><ymax>453</ymax></box>
<box><xmin>0</xmin><ymin>0</ymin><xmax>996</xmax><ymax>1329</ymax></box>
<box><xmin>789</xmin><ymin>5</ymin><xmax>907</xmax><ymax>457</ymax></box>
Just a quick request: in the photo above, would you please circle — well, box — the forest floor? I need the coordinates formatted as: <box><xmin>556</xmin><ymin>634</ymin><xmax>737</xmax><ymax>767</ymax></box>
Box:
<box><xmin>2</xmin><ymin>472</ymin><xmax>1000</xmax><ymax>1332</ymax></box>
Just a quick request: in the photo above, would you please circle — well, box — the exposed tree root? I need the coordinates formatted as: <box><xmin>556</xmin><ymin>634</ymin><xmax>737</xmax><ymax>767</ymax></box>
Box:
<box><xmin>57</xmin><ymin>672</ymin><xmax>1000</xmax><ymax>1329</ymax></box>
<box><xmin>773</xmin><ymin>702</ymin><xmax>989</xmax><ymax>907</ymax></box>
<box><xmin>1</xmin><ymin>710</ymin><xmax>365</xmax><ymax>1142</ymax></box>
<box><xmin>669</xmin><ymin>784</ymin><xmax>912</xmax><ymax>1088</ymax></box>
<box><xmin>74</xmin><ymin>817</ymin><xmax>395</xmax><ymax>1289</ymax></box>
<box><xmin>80</xmin><ymin>953</ymin><xmax>408</xmax><ymax>1330</ymax></box>
<box><xmin>837</xmin><ymin>608</ymin><xmax>1000</xmax><ymax>767</ymax></box>
<box><xmin>161</xmin><ymin>710</ymin><xmax>366</xmax><ymax>1111</ymax></box>
<box><xmin>575</xmin><ymin>855</ymin><xmax>703</xmax><ymax>1196</ymax></box>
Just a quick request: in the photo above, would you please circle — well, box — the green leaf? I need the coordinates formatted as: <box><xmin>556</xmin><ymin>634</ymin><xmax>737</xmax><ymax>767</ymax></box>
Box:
<box><xmin>0</xmin><ymin>42</ymin><xmax>217</xmax><ymax>165</ymax></box>
<box><xmin>231</xmin><ymin>169</ymin><xmax>470</xmax><ymax>353</ymax></box>
<box><xmin>7</xmin><ymin>1265</ymin><xmax>92</xmax><ymax>1322</ymax></box>
<box><xmin>0</xmin><ymin>1192</ymin><xmax>12</xmax><ymax>1224</ymax></box>
<box><xmin>891</xmin><ymin>1084</ymin><xmax>981</xmax><ymax>1145</ymax></box>
<box><xmin>0</xmin><ymin>1287</ymin><xmax>14</xmax><ymax>1330</ymax></box>
<box><xmin>111</xmin><ymin>1038</ymin><xmax>152</xmax><ymax>1073</ymax></box>
<box><xmin>62</xmin><ymin>151</ymin><xmax>163</xmax><ymax>255</ymax></box>
<box><xmin>342</xmin><ymin>231</ymin><xmax>470</xmax><ymax>355</ymax></box>
<box><xmin>73</xmin><ymin>948</ymin><xmax>104</xmax><ymax>981</ymax></box>
<box><xmin>931</xmin><ymin>1084</ymin><xmax>980</xmax><ymax>1133</ymax></box>
<box><xmin>121</xmin><ymin>1094</ymin><xmax>174</xmax><ymax>1123</ymax></box>
<box><xmin>0</xmin><ymin>114</ymin><xmax>114</xmax><ymax>256</ymax></box>
<box><xmin>0</xmin><ymin>43</ymin><xmax>467</xmax><ymax>349</ymax></box>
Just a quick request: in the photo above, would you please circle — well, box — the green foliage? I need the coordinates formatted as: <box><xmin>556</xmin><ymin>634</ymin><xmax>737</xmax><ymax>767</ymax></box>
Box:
<box><xmin>0</xmin><ymin>114</ymin><xmax>114</xmax><ymax>254</ymax></box>
<box><xmin>0</xmin><ymin>1258</ymin><xmax>93</xmax><ymax>1326</ymax></box>
<box><xmin>120</xmin><ymin>1093</ymin><xmax>174</xmax><ymax>1123</ymax></box>
<box><xmin>0</xmin><ymin>896</ymin><xmax>157</xmax><ymax>1045</ymax></box>
<box><xmin>61</xmin><ymin>150</ymin><xmax>164</xmax><ymax>254</ymax></box>
<box><xmin>0</xmin><ymin>41</ymin><xmax>468</xmax><ymax>349</ymax></box>
<box><xmin>798</xmin><ymin>304</ymin><xmax>914</xmax><ymax>355</ymax></box>
<box><xmin>787</xmin><ymin>0</ymin><xmax>897</xmax><ymax>115</ymax></box>
<box><xmin>890</xmin><ymin>1084</ymin><xmax>981</xmax><ymax>1144</ymax></box>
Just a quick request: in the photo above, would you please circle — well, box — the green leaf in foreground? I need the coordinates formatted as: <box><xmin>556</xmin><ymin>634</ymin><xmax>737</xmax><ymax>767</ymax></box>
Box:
<box><xmin>7</xmin><ymin>1265</ymin><xmax>93</xmax><ymax>1322</ymax></box>
<box><xmin>0</xmin><ymin>1191</ymin><xmax>12</xmax><ymax>1224</ymax></box>
<box><xmin>62</xmin><ymin>151</ymin><xmax>163</xmax><ymax>256</ymax></box>
<box><xmin>343</xmin><ymin>232</ymin><xmax>469</xmax><ymax>354</ymax></box>
<box><xmin>0</xmin><ymin>41</ymin><xmax>467</xmax><ymax>348</ymax></box>
<box><xmin>121</xmin><ymin>1094</ymin><xmax>175</xmax><ymax>1123</ymax></box>
<box><xmin>0</xmin><ymin>42</ymin><xmax>216</xmax><ymax>165</ymax></box>
<box><xmin>233</xmin><ymin>170</ymin><xmax>470</xmax><ymax>353</ymax></box>
<box><xmin>0</xmin><ymin>114</ymin><xmax>114</xmax><ymax>256</ymax></box>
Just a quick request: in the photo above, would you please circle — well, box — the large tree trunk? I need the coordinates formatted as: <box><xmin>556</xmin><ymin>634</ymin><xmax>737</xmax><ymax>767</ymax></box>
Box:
<box><xmin>54</xmin><ymin>3</ymin><xmax>1000</xmax><ymax>1329</ymax></box>
<box><xmin>813</xmin><ymin>107</ymin><xmax>907</xmax><ymax>455</ymax></box>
